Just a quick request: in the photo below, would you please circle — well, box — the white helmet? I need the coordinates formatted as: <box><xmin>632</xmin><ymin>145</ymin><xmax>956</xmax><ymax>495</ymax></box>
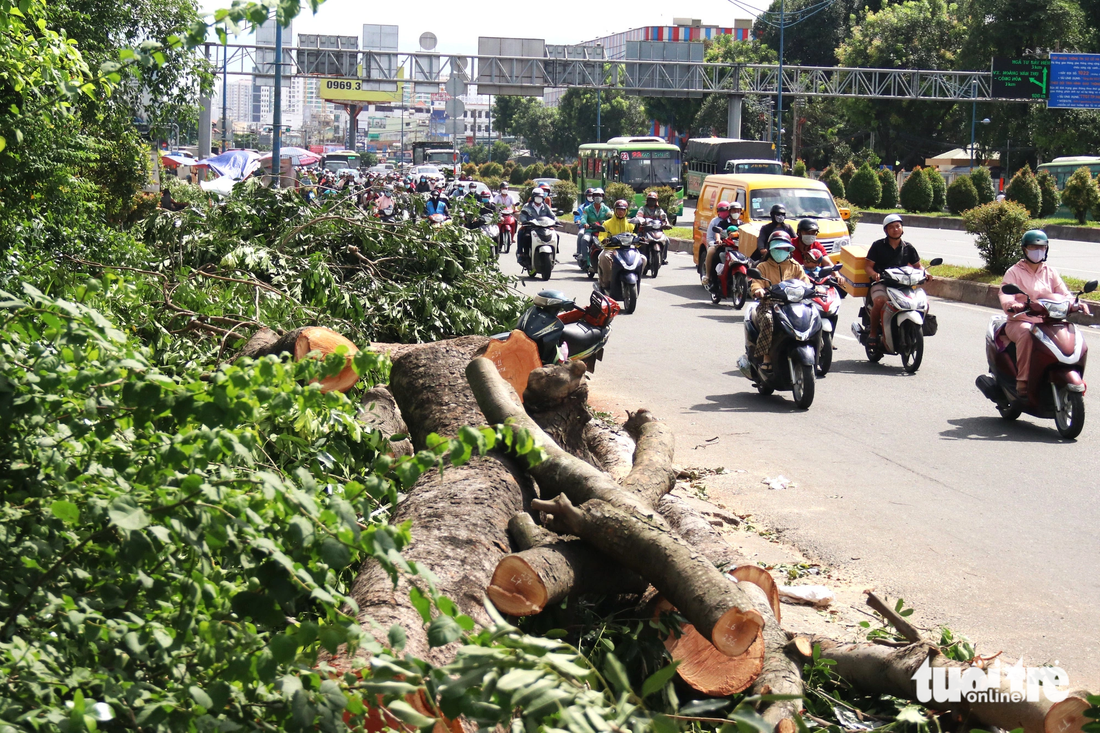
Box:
<box><xmin>883</xmin><ymin>214</ymin><xmax>903</xmax><ymax>228</ymax></box>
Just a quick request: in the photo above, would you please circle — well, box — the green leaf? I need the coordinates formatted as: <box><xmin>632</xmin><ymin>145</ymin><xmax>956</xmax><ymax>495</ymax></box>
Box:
<box><xmin>641</xmin><ymin>661</ymin><xmax>679</xmax><ymax>697</ymax></box>
<box><xmin>50</xmin><ymin>500</ymin><xmax>80</xmax><ymax>524</ymax></box>
<box><xmin>409</xmin><ymin>586</ymin><xmax>431</xmax><ymax>624</ymax></box>
<box><xmin>427</xmin><ymin>614</ymin><xmax>462</xmax><ymax>647</ymax></box>
<box><xmin>320</xmin><ymin>537</ymin><xmax>351</xmax><ymax>568</ymax></box>
<box><xmin>388</xmin><ymin>624</ymin><xmax>406</xmax><ymax>652</ymax></box>
<box><xmin>435</xmin><ymin>595</ymin><xmax>457</xmax><ymax>617</ymax></box>
<box><xmin>603</xmin><ymin>654</ymin><xmax>631</xmax><ymax>695</ymax></box>
<box><xmin>189</xmin><ymin>686</ymin><xmax>213</xmax><ymax>710</ymax></box>
<box><xmin>108</xmin><ymin>497</ymin><xmax>149</xmax><ymax>530</ymax></box>
<box><xmin>386</xmin><ymin>700</ymin><xmax>436</xmax><ymax>728</ymax></box>
<box><xmin>270</xmin><ymin>633</ymin><xmax>298</xmax><ymax>664</ymax></box>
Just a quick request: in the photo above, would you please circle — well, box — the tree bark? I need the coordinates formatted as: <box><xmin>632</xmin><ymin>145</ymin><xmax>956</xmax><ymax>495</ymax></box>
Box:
<box><xmin>358</xmin><ymin>386</ymin><xmax>413</xmax><ymax>458</ymax></box>
<box><xmin>657</xmin><ymin>493</ymin><xmax>801</xmax><ymax>724</ymax></box>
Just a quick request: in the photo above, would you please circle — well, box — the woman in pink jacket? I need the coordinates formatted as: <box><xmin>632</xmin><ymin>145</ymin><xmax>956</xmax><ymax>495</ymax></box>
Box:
<box><xmin>998</xmin><ymin>230</ymin><xmax>1090</xmax><ymax>402</ymax></box>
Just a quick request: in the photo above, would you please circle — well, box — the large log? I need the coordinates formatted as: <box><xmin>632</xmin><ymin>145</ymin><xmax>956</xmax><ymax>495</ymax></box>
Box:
<box><xmin>331</xmin><ymin>337</ymin><xmax>532</xmax><ymax>670</ymax></box>
<box><xmin>658</xmin><ymin>494</ymin><xmax>800</xmax><ymax>726</ymax></box>
<box><xmin>239</xmin><ymin>325</ymin><xmax>360</xmax><ymax>392</ymax></box>
<box><xmin>358</xmin><ymin>386</ymin><xmax>413</xmax><ymax>458</ymax></box>
<box><xmin>468</xmin><ymin>356</ymin><xmax>763</xmax><ymax>656</ymax></box>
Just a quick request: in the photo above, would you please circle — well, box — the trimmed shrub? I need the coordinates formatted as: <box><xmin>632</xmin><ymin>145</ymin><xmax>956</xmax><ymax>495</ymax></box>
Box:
<box><xmin>644</xmin><ymin>185</ymin><xmax>678</xmax><ymax>214</ymax></box>
<box><xmin>1005</xmin><ymin>164</ymin><xmax>1043</xmax><ymax>218</ymax></box>
<box><xmin>834</xmin><ymin>197</ymin><xmax>860</xmax><ymax>235</ymax></box>
<box><xmin>509</xmin><ymin>166</ymin><xmax>527</xmax><ymax>185</ymax></box>
<box><xmin>1061</xmin><ymin>166</ymin><xmax>1100</xmax><ymax>223</ymax></box>
<box><xmin>1036</xmin><ymin>170</ymin><xmax>1060</xmax><ymax>218</ymax></box>
<box><xmin>945</xmin><ymin>176</ymin><xmax>979</xmax><ymax>215</ymax></box>
<box><xmin>524</xmin><ymin>164</ymin><xmax>542</xmax><ymax>180</ymax></box>
<box><xmin>551</xmin><ymin>180</ymin><xmax>578</xmax><ymax>214</ymax></box>
<box><xmin>792</xmin><ymin>159</ymin><xmax>808</xmax><ymax>177</ymax></box>
<box><xmin>604</xmin><ymin>182</ymin><xmax>636</xmax><ymax>208</ymax></box>
<box><xmin>970</xmin><ymin>167</ymin><xmax>995</xmax><ymax>205</ymax></box>
<box><xmin>557</xmin><ymin>166</ymin><xmax>572</xmax><ymax>181</ymax></box>
<box><xmin>924</xmin><ymin>167</ymin><xmax>946</xmax><ymax>212</ymax></box>
<box><xmin>963</xmin><ymin>200</ymin><xmax>1033</xmax><ymax>274</ymax></box>
<box><xmin>821</xmin><ymin>166</ymin><xmax>845</xmax><ymax>199</ymax></box>
<box><xmin>480</xmin><ymin>176</ymin><xmax>503</xmax><ymax>192</ymax></box>
<box><xmin>518</xmin><ymin>180</ymin><xmax>538</xmax><ymax>204</ymax></box>
<box><xmin>878</xmin><ymin>168</ymin><xmax>899</xmax><ymax>209</ymax></box>
<box><xmin>462</xmin><ymin>163</ymin><xmax>478</xmax><ymax>177</ymax></box>
<box><xmin>846</xmin><ymin>162</ymin><xmax>882</xmax><ymax>208</ymax></box>
<box><xmin>899</xmin><ymin>167</ymin><xmax>933</xmax><ymax>213</ymax></box>
<box><xmin>839</xmin><ymin>161</ymin><xmax>858</xmax><ymax>190</ymax></box>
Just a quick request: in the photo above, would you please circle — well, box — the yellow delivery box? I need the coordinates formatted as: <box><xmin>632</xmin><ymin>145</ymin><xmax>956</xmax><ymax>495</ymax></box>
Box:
<box><xmin>838</xmin><ymin>244</ymin><xmax>870</xmax><ymax>298</ymax></box>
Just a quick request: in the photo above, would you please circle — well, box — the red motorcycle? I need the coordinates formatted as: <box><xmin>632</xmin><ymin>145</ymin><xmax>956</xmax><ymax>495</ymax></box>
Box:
<box><xmin>976</xmin><ymin>281</ymin><xmax>1097</xmax><ymax>438</ymax></box>
<box><xmin>709</xmin><ymin>233</ymin><xmax>751</xmax><ymax>308</ymax></box>
<box><xmin>804</xmin><ymin>262</ymin><xmax>844</xmax><ymax>376</ymax></box>
<box><xmin>498</xmin><ymin>206</ymin><xmax>517</xmax><ymax>254</ymax></box>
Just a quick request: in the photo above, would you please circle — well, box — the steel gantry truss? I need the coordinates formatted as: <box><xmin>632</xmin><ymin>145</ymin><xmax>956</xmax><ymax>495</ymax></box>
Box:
<box><xmin>211</xmin><ymin>42</ymin><xmax>1038</xmax><ymax>103</ymax></box>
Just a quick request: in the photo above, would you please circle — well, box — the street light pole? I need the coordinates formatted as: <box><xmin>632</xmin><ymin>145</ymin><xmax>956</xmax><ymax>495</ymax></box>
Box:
<box><xmin>776</xmin><ymin>0</ymin><xmax>785</xmax><ymax>162</ymax></box>
<box><xmin>221</xmin><ymin>41</ymin><xmax>228</xmax><ymax>153</ymax></box>
<box><xmin>970</xmin><ymin>79</ymin><xmax>977</xmax><ymax>170</ymax></box>
<box><xmin>271</xmin><ymin>19</ymin><xmax>283</xmax><ymax>189</ymax></box>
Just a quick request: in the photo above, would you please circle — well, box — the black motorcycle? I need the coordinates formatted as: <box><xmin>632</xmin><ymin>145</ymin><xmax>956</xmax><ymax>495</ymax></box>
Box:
<box><xmin>509</xmin><ymin>289</ymin><xmax>620</xmax><ymax>372</ymax></box>
<box><xmin>635</xmin><ymin>217</ymin><xmax>672</xmax><ymax>278</ymax></box>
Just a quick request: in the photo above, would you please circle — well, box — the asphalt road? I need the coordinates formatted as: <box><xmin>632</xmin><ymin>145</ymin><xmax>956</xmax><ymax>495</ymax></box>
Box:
<box><xmin>499</xmin><ymin>242</ymin><xmax>1100</xmax><ymax>685</ymax></box>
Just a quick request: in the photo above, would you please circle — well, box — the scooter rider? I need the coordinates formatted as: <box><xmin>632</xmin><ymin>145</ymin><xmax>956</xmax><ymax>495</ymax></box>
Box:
<box><xmin>598</xmin><ymin>200</ymin><xmax>636</xmax><ymax>290</ymax></box>
<box><xmin>518</xmin><ymin>190</ymin><xmax>554</xmax><ymax>267</ymax></box>
<box><xmin>750</xmin><ymin>231</ymin><xmax>812</xmax><ymax>374</ymax></box>
<box><xmin>416</xmin><ymin>175</ymin><xmax>431</xmax><ymax>193</ymax></box>
<box><xmin>793</xmin><ymin>218</ymin><xmax>834</xmax><ymax>267</ymax></box>
<box><xmin>633</xmin><ymin>191</ymin><xmax>670</xmax><ymax>264</ymax></box>
<box><xmin>756</xmin><ymin>204</ymin><xmax>796</xmax><ymax>261</ymax></box>
<box><xmin>999</xmin><ymin>230</ymin><xmax>1089</xmax><ymax>403</ymax></box>
<box><xmin>425</xmin><ymin>189</ymin><xmax>449</xmax><ymax>218</ymax></box>
<box><xmin>704</xmin><ymin>201</ymin><xmax>742</xmax><ymax>286</ymax></box>
<box><xmin>579</xmin><ymin>188</ymin><xmax>612</xmax><ymax>260</ymax></box>
<box><xmin>493</xmin><ymin>182</ymin><xmax>517</xmax><ymax>209</ymax></box>
<box><xmin>866</xmin><ymin>214</ymin><xmax>923</xmax><ymax>347</ymax></box>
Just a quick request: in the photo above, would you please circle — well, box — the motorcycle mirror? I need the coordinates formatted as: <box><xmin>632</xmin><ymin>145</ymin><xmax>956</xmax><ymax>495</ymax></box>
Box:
<box><xmin>832</xmin><ymin>263</ymin><xmax>843</xmax><ymax>273</ymax></box>
<box><xmin>1085</xmin><ymin>280</ymin><xmax>1099</xmax><ymax>294</ymax></box>
<box><xmin>1000</xmin><ymin>283</ymin><xmax>1023</xmax><ymax>295</ymax></box>
<box><xmin>746</xmin><ymin>267</ymin><xmax>763</xmax><ymax>279</ymax></box>
<box><xmin>929</xmin><ymin>257</ymin><xmax>944</xmax><ymax>267</ymax></box>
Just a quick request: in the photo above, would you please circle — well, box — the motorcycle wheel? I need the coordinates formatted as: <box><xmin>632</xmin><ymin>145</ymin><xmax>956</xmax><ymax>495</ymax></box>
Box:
<box><xmin>538</xmin><ymin>256</ymin><xmax>552</xmax><ymax>282</ymax></box>
<box><xmin>649</xmin><ymin>255</ymin><xmax>661</xmax><ymax>278</ymax></box>
<box><xmin>864</xmin><ymin>324</ymin><xmax>883</xmax><ymax>363</ymax></box>
<box><xmin>791</xmin><ymin>357</ymin><xmax>816</xmax><ymax>409</ymax></box>
<box><xmin>816</xmin><ymin>332</ymin><xmax>833</xmax><ymax>377</ymax></box>
<box><xmin>732</xmin><ymin>275</ymin><xmax>747</xmax><ymax>310</ymax></box>
<box><xmin>710</xmin><ymin>288</ymin><xmax>722</xmax><ymax>305</ymax></box>
<box><xmin>756</xmin><ymin>379</ymin><xmax>774</xmax><ymax>396</ymax></box>
<box><xmin>501</xmin><ymin>231</ymin><xmax>512</xmax><ymax>253</ymax></box>
<box><xmin>901</xmin><ymin>321</ymin><xmax>924</xmax><ymax>373</ymax></box>
<box><xmin>997</xmin><ymin>403</ymin><xmax>1022</xmax><ymax>421</ymax></box>
<box><xmin>1054</xmin><ymin>388</ymin><xmax>1085</xmax><ymax>439</ymax></box>
<box><xmin>623</xmin><ymin>282</ymin><xmax>639</xmax><ymax>314</ymax></box>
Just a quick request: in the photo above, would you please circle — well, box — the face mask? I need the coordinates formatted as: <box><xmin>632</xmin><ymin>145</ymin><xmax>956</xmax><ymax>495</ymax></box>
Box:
<box><xmin>593</xmin><ymin>198</ymin><xmax>603</xmax><ymax>205</ymax></box>
<box><xmin>775</xmin><ymin>214</ymin><xmax>785</xmax><ymax>223</ymax></box>
<box><xmin>533</xmin><ymin>196</ymin><xmax>544</xmax><ymax>204</ymax></box>
<box><xmin>1025</xmin><ymin>247</ymin><xmax>1046</xmax><ymax>263</ymax></box>
<box><xmin>801</xmin><ymin>234</ymin><xmax>816</xmax><ymax>245</ymax></box>
<box><xmin>772</xmin><ymin>248</ymin><xmax>791</xmax><ymax>263</ymax></box>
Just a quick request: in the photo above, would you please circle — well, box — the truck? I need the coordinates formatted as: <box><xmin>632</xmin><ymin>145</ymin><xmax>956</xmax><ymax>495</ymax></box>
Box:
<box><xmin>684</xmin><ymin>138</ymin><xmax>777</xmax><ymax>198</ymax></box>
<box><xmin>411</xmin><ymin>141</ymin><xmax>460</xmax><ymax>177</ymax></box>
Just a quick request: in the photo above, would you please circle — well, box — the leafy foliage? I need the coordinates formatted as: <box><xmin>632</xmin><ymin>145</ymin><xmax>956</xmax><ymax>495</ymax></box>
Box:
<box><xmin>820</xmin><ymin>167</ymin><xmax>845</xmax><ymax>200</ymax></box>
<box><xmin>605</xmin><ymin>182</ymin><xmax>636</xmax><ymax>207</ymax></box>
<box><xmin>945</xmin><ymin>176</ymin><xmax>979</xmax><ymax>215</ymax></box>
<box><xmin>792</xmin><ymin>160</ymin><xmax>807</xmax><ymax>178</ymax></box>
<box><xmin>839</xmin><ymin>161</ymin><xmax>857</xmax><ymax>191</ymax></box>
<box><xmin>1036</xmin><ymin>170</ymin><xmax>1061</xmax><ymax>217</ymax></box>
<box><xmin>970</xmin><ymin>167</ymin><xmax>995</xmax><ymax>205</ymax></box>
<box><xmin>644</xmin><ymin>186</ymin><xmax>679</xmax><ymax>215</ymax></box>
<box><xmin>924</xmin><ymin>167</ymin><xmax>946</xmax><ymax>212</ymax></box>
<box><xmin>846</xmin><ymin>163</ymin><xmax>882</xmax><ymax>208</ymax></box>
<box><xmin>900</xmin><ymin>167</ymin><xmax>934</xmax><ymax>213</ymax></box>
<box><xmin>1005</xmin><ymin>164</ymin><xmax>1043</xmax><ymax>218</ymax></box>
<box><xmin>552</xmin><ymin>180</ymin><xmax>579</xmax><ymax>214</ymax></box>
<box><xmin>1063</xmin><ymin>167</ymin><xmax>1100</xmax><ymax>223</ymax></box>
<box><xmin>878</xmin><ymin>169</ymin><xmax>900</xmax><ymax>209</ymax></box>
<box><xmin>963</xmin><ymin>200</ymin><xmax>1033</xmax><ymax>274</ymax></box>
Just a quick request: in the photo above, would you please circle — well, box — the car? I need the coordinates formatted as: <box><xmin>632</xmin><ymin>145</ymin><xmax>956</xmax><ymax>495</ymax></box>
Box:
<box><xmin>368</xmin><ymin>163</ymin><xmax>395</xmax><ymax>175</ymax></box>
<box><xmin>532</xmin><ymin>177</ymin><xmax>560</xmax><ymax>191</ymax></box>
<box><xmin>448</xmin><ymin>181</ymin><xmax>490</xmax><ymax>199</ymax></box>
<box><xmin>412</xmin><ymin>165</ymin><xmax>446</xmax><ymax>187</ymax></box>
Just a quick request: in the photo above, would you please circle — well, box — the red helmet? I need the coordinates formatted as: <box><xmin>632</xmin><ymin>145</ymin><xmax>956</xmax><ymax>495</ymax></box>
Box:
<box><xmin>717</xmin><ymin>201</ymin><xmax>732</xmax><ymax>214</ymax></box>
<box><xmin>614</xmin><ymin>199</ymin><xmax>629</xmax><ymax>210</ymax></box>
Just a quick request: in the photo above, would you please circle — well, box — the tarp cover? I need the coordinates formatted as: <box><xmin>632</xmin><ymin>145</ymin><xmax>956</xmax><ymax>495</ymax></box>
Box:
<box><xmin>199</xmin><ymin>150</ymin><xmax>261</xmax><ymax>180</ymax></box>
<box><xmin>685</xmin><ymin>138</ymin><xmax>775</xmax><ymax>164</ymax></box>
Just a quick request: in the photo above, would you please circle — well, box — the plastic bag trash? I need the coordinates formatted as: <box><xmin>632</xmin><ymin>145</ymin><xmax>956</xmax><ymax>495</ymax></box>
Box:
<box><xmin>763</xmin><ymin>475</ymin><xmax>793</xmax><ymax>490</ymax></box>
<box><xmin>779</xmin><ymin>585</ymin><xmax>835</xmax><ymax>607</ymax></box>
<box><xmin>832</xmin><ymin>706</ymin><xmax>872</xmax><ymax>731</ymax></box>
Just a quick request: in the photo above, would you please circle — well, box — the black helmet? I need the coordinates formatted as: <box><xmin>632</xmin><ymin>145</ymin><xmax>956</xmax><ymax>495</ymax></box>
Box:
<box><xmin>796</xmin><ymin>218</ymin><xmax>819</xmax><ymax>235</ymax></box>
<box><xmin>770</xmin><ymin>204</ymin><xmax>787</xmax><ymax>222</ymax></box>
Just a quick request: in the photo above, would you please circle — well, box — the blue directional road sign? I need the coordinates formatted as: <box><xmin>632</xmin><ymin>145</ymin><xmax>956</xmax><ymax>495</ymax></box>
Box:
<box><xmin>1049</xmin><ymin>53</ymin><xmax>1100</xmax><ymax>109</ymax></box>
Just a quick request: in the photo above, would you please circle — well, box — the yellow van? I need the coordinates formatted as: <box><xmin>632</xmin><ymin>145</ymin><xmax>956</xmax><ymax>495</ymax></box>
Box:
<box><xmin>692</xmin><ymin>174</ymin><xmax>851</xmax><ymax>267</ymax></box>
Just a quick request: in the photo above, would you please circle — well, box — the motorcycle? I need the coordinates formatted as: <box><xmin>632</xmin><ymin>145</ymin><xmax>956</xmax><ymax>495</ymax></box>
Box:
<box><xmin>426</xmin><ymin>213</ymin><xmax>451</xmax><ymax>227</ymax></box>
<box><xmin>852</xmin><ymin>258</ymin><xmax>943</xmax><ymax>373</ymax></box>
<box><xmin>576</xmin><ymin>222</ymin><xmax>603</xmax><ymax>276</ymax></box>
<box><xmin>467</xmin><ymin>212</ymin><xmax>501</xmax><ymax>258</ymax></box>
<box><xmin>804</xmin><ymin>262</ymin><xmax>845</xmax><ymax>377</ymax></box>
<box><xmin>710</xmin><ymin>233</ymin><xmax>752</xmax><ymax>308</ymax></box>
<box><xmin>600</xmin><ymin>232</ymin><xmax>646</xmax><ymax>315</ymax></box>
<box><xmin>635</xmin><ymin>217</ymin><xmax>672</xmax><ymax>278</ymax></box>
<box><xmin>498</xmin><ymin>206</ymin><xmax>517</xmax><ymax>253</ymax></box>
<box><xmin>975</xmin><ymin>280</ymin><xmax>1097</xmax><ymax>438</ymax></box>
<box><xmin>738</xmin><ymin>271</ymin><xmax>821</xmax><ymax>409</ymax></box>
<box><xmin>511</xmin><ymin>289</ymin><xmax>620</xmax><ymax>372</ymax></box>
<box><xmin>521</xmin><ymin>216</ymin><xmax>560</xmax><ymax>281</ymax></box>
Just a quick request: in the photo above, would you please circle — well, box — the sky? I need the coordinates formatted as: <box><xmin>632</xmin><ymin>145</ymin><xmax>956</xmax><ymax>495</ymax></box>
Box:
<box><xmin>199</xmin><ymin>0</ymin><xmax>757</xmax><ymax>56</ymax></box>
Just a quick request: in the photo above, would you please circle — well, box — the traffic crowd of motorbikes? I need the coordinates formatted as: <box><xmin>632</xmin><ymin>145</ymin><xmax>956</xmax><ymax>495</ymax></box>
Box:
<box><xmin>328</xmin><ymin>168</ymin><xmax>1097</xmax><ymax>436</ymax></box>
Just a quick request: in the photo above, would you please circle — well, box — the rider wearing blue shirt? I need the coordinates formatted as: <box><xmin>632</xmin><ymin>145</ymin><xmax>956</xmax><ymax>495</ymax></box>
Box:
<box><xmin>425</xmin><ymin>190</ymin><xmax>449</xmax><ymax>218</ymax></box>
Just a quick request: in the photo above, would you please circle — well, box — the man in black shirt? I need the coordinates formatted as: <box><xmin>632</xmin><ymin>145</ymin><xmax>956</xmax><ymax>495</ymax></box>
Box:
<box><xmin>755</xmin><ymin>204</ymin><xmax>795</xmax><ymax>261</ymax></box>
<box><xmin>865</xmin><ymin>214</ymin><xmax>923</xmax><ymax>344</ymax></box>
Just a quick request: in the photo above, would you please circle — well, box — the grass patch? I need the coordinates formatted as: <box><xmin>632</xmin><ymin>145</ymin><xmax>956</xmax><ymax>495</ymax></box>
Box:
<box><xmin>864</xmin><ymin>209</ymin><xmax>1100</xmax><ymax>228</ymax></box>
<box><xmin>924</xmin><ymin>260</ymin><xmax>1100</xmax><ymax>301</ymax></box>
<box><xmin>862</xmin><ymin>208</ymin><xmax>957</xmax><ymax>218</ymax></box>
<box><xmin>668</xmin><ymin>226</ymin><xmax>693</xmax><ymax>239</ymax></box>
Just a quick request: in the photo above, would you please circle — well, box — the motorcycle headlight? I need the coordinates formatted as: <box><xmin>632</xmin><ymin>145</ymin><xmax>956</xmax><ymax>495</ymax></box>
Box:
<box><xmin>888</xmin><ymin>287</ymin><xmax>916</xmax><ymax>310</ymax></box>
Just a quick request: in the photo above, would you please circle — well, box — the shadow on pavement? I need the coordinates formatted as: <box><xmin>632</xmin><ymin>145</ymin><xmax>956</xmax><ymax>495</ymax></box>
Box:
<box><xmin>696</xmin><ymin>313</ymin><xmax>746</xmax><ymax>324</ymax></box>
<box><xmin>691</xmin><ymin>390</ymin><xmax>806</xmax><ymax>413</ymax></box>
<box><xmin>939</xmin><ymin>416</ymin><xmax>1070</xmax><ymax>443</ymax></box>
<box><xmin>827</xmin><ymin>358</ymin><xmax>910</xmax><ymax>377</ymax></box>
<box><xmin>654</xmin><ymin>283</ymin><xmax>710</xmax><ymax>301</ymax></box>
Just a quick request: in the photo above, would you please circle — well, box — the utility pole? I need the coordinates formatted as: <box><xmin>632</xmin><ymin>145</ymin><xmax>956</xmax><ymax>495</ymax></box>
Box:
<box><xmin>970</xmin><ymin>78</ymin><xmax>977</xmax><ymax>170</ymax></box>
<box><xmin>596</xmin><ymin>88</ymin><xmax>602</xmax><ymax>143</ymax></box>
<box><xmin>221</xmin><ymin>40</ymin><xmax>228</xmax><ymax>153</ymax></box>
<box><xmin>776</xmin><ymin>0</ymin><xmax>785</xmax><ymax>162</ymax></box>
<box><xmin>271</xmin><ymin>19</ymin><xmax>283</xmax><ymax>188</ymax></box>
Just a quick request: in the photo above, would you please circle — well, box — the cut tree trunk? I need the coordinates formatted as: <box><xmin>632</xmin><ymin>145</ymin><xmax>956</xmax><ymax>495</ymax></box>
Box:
<box><xmin>358</xmin><ymin>386</ymin><xmax>413</xmax><ymax>458</ymax></box>
<box><xmin>238</xmin><ymin>326</ymin><xmax>360</xmax><ymax>392</ymax></box>
<box><xmin>330</xmin><ymin>337</ymin><xmax>532</xmax><ymax>671</ymax></box>
<box><xmin>468</xmin><ymin>356</ymin><xmax>763</xmax><ymax>656</ymax></box>
<box><xmin>657</xmin><ymin>493</ymin><xmax>801</xmax><ymax>726</ymax></box>
<box><xmin>811</xmin><ymin>638</ymin><xmax>1090</xmax><ymax>733</ymax></box>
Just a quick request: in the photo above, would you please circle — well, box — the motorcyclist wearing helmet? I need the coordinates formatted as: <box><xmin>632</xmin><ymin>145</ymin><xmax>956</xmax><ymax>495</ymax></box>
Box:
<box><xmin>998</xmin><ymin>230</ymin><xmax>1088</xmax><ymax>402</ymax></box>
<box><xmin>416</xmin><ymin>175</ymin><xmax>431</xmax><ymax>193</ymax></box>
<box><xmin>492</xmin><ymin>182</ymin><xmax>517</xmax><ymax>209</ymax></box>
<box><xmin>517</xmin><ymin>190</ymin><xmax>554</xmax><ymax>267</ymax></box>
<box><xmin>704</xmin><ymin>201</ymin><xmax>743</xmax><ymax>286</ymax></box>
<box><xmin>598</xmin><ymin>200</ymin><xmax>637</xmax><ymax>290</ymax></box>
<box><xmin>793</xmin><ymin>218</ymin><xmax>833</xmax><ymax>268</ymax></box>
<box><xmin>424</xmin><ymin>189</ymin><xmax>449</xmax><ymax>218</ymax></box>
<box><xmin>633</xmin><ymin>191</ymin><xmax>671</xmax><ymax>264</ymax></box>
<box><xmin>580</xmin><ymin>187</ymin><xmax>613</xmax><ymax>259</ymax></box>
<box><xmin>756</xmin><ymin>204</ymin><xmax>796</xmax><ymax>261</ymax></box>
<box><xmin>749</xmin><ymin>231</ymin><xmax>812</xmax><ymax>372</ymax></box>
<box><xmin>866</xmin><ymin>214</ymin><xmax>922</xmax><ymax>347</ymax></box>
<box><xmin>575</xmin><ymin>187</ymin><xmax>598</xmax><ymax>258</ymax></box>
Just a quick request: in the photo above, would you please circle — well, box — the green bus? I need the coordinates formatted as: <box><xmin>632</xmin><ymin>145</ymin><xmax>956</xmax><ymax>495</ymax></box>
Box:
<box><xmin>576</xmin><ymin>136</ymin><xmax>685</xmax><ymax>223</ymax></box>
<box><xmin>1036</xmin><ymin>156</ymin><xmax>1100</xmax><ymax>189</ymax></box>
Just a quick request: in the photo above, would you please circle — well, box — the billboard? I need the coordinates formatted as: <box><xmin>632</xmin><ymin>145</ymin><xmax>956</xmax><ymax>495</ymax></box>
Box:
<box><xmin>1048</xmin><ymin>53</ymin><xmax>1100</xmax><ymax>109</ymax></box>
<box><xmin>318</xmin><ymin>76</ymin><xmax>403</xmax><ymax>103</ymax></box>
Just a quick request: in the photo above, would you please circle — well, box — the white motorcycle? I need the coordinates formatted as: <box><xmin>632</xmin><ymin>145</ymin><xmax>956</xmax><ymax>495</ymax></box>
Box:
<box><xmin>852</xmin><ymin>258</ymin><xmax>942</xmax><ymax>373</ymax></box>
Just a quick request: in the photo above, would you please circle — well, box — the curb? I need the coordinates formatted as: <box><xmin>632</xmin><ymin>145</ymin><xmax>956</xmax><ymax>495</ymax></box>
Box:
<box><xmin>859</xmin><ymin>211</ymin><xmax>1100</xmax><ymax>243</ymax></box>
<box><xmin>559</xmin><ymin>220</ymin><xmax>695</xmax><ymax>253</ymax></box>
<box><xmin>925</xmin><ymin>276</ymin><xmax>1100</xmax><ymax>326</ymax></box>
